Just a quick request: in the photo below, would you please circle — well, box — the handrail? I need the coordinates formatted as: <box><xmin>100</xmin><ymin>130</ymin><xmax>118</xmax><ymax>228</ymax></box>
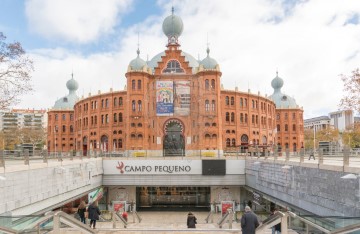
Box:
<box><xmin>54</xmin><ymin>211</ymin><xmax>95</xmax><ymax>234</ymax></box>
<box><xmin>134</xmin><ymin>211</ymin><xmax>142</xmax><ymax>223</ymax></box>
<box><xmin>114</xmin><ymin>211</ymin><xmax>128</xmax><ymax>227</ymax></box>
<box><xmin>218</xmin><ymin>212</ymin><xmax>230</xmax><ymax>227</ymax></box>
<box><xmin>0</xmin><ymin>226</ymin><xmax>17</xmax><ymax>234</ymax></box>
<box><xmin>329</xmin><ymin>222</ymin><xmax>360</xmax><ymax>234</ymax></box>
<box><xmin>256</xmin><ymin>211</ymin><xmax>284</xmax><ymax>232</ymax></box>
<box><xmin>287</xmin><ymin>211</ymin><xmax>330</xmax><ymax>234</ymax></box>
<box><xmin>20</xmin><ymin>211</ymin><xmax>54</xmax><ymax>230</ymax></box>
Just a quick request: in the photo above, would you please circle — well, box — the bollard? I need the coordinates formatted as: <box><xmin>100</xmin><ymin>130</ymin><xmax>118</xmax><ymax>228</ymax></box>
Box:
<box><xmin>43</xmin><ymin>151</ymin><xmax>48</xmax><ymax>163</ymax></box>
<box><xmin>274</xmin><ymin>145</ymin><xmax>278</xmax><ymax>160</ymax></box>
<box><xmin>318</xmin><ymin>148</ymin><xmax>323</xmax><ymax>165</ymax></box>
<box><xmin>285</xmin><ymin>149</ymin><xmax>290</xmax><ymax>162</ymax></box>
<box><xmin>343</xmin><ymin>147</ymin><xmax>350</xmax><ymax>167</ymax></box>
<box><xmin>228</xmin><ymin>208</ymin><xmax>233</xmax><ymax>229</ymax></box>
<box><xmin>24</xmin><ymin>149</ymin><xmax>29</xmax><ymax>165</ymax></box>
<box><xmin>300</xmin><ymin>148</ymin><xmax>304</xmax><ymax>163</ymax></box>
<box><xmin>0</xmin><ymin>150</ymin><xmax>4</xmax><ymax>168</ymax></box>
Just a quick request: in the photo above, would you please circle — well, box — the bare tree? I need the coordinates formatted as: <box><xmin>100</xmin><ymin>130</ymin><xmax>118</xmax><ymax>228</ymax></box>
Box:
<box><xmin>340</xmin><ymin>68</ymin><xmax>360</xmax><ymax>113</ymax></box>
<box><xmin>0</xmin><ymin>32</ymin><xmax>33</xmax><ymax>110</ymax></box>
<box><xmin>17</xmin><ymin>127</ymin><xmax>47</xmax><ymax>150</ymax></box>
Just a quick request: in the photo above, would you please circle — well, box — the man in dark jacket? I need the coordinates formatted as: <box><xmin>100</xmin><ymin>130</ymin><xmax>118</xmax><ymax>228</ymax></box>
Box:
<box><xmin>241</xmin><ymin>206</ymin><xmax>260</xmax><ymax>234</ymax></box>
<box><xmin>88</xmin><ymin>201</ymin><xmax>101</xmax><ymax>229</ymax></box>
<box><xmin>187</xmin><ymin>212</ymin><xmax>197</xmax><ymax>228</ymax></box>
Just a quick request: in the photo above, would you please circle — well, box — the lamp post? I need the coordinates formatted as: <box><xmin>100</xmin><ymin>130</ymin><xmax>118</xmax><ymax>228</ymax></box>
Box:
<box><xmin>313</xmin><ymin>124</ymin><xmax>316</xmax><ymax>154</ymax></box>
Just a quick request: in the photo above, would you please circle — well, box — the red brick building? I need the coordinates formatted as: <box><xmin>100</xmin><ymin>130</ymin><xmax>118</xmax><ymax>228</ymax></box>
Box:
<box><xmin>47</xmin><ymin>11</ymin><xmax>303</xmax><ymax>155</ymax></box>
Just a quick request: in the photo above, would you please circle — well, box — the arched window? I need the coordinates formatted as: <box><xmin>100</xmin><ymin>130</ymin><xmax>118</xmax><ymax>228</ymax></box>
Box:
<box><xmin>240</xmin><ymin>98</ymin><xmax>243</xmax><ymax>107</ymax></box>
<box><xmin>205</xmin><ymin>134</ymin><xmax>211</xmax><ymax>139</ymax></box>
<box><xmin>205</xmin><ymin>100</ymin><xmax>210</xmax><ymax>111</ymax></box>
<box><xmin>252</xmin><ymin>100</ymin><xmax>255</xmax><ymax>108</ymax></box>
<box><xmin>132</xmin><ymin>100</ymin><xmax>136</xmax><ymax>111</ymax></box>
<box><xmin>255</xmin><ymin>115</ymin><xmax>258</xmax><ymax>124</ymax></box>
<box><xmin>138</xmin><ymin>134</ymin><xmax>143</xmax><ymax>138</ymax></box>
<box><xmin>232</xmin><ymin>138</ymin><xmax>236</xmax><ymax>146</ymax></box>
<box><xmin>114</xmin><ymin>113</ymin><xmax>117</xmax><ymax>122</ymax></box>
<box><xmin>105</xmin><ymin>114</ymin><xmax>109</xmax><ymax>123</ymax></box>
<box><xmin>138</xmin><ymin>100</ymin><xmax>142</xmax><ymax>112</ymax></box>
<box><xmin>62</xmin><ymin>125</ymin><xmax>66</xmax><ymax>132</ymax></box>
<box><xmin>277</xmin><ymin>124</ymin><xmax>281</xmax><ymax>132</ymax></box>
<box><xmin>211</xmin><ymin>79</ymin><xmax>215</xmax><ymax>89</ymax></box>
<box><xmin>162</xmin><ymin>60</ymin><xmax>184</xmax><ymax>73</ymax></box>
<box><xmin>226</xmin><ymin>112</ymin><xmax>230</xmax><ymax>122</ymax></box>
<box><xmin>211</xmin><ymin>100</ymin><xmax>215</xmax><ymax>111</ymax></box>
<box><xmin>226</xmin><ymin>138</ymin><xmax>231</xmax><ymax>147</ymax></box>
<box><xmin>138</xmin><ymin>123</ymin><xmax>142</xmax><ymax>127</ymax></box>
<box><xmin>114</xmin><ymin>97</ymin><xmax>117</xmax><ymax>106</ymax></box>
<box><xmin>101</xmin><ymin>99</ymin><xmax>104</xmax><ymax>108</ymax></box>
<box><xmin>70</xmin><ymin>125</ymin><xmax>73</xmax><ymax>132</ymax></box>
<box><xmin>118</xmin><ymin>139</ymin><xmax>123</xmax><ymax>148</ymax></box>
<box><xmin>293</xmin><ymin>124</ymin><xmax>296</xmax><ymax>131</ymax></box>
<box><xmin>105</xmin><ymin>99</ymin><xmax>109</xmax><ymax>108</ymax></box>
<box><xmin>230</xmin><ymin>97</ymin><xmax>234</xmax><ymax>105</ymax></box>
<box><xmin>252</xmin><ymin>115</ymin><xmax>255</xmax><ymax>124</ymax></box>
<box><xmin>138</xmin><ymin>80</ymin><xmax>142</xmax><ymax>90</ymax></box>
<box><xmin>293</xmin><ymin>143</ymin><xmax>297</xmax><ymax>152</ymax></box>
<box><xmin>205</xmin><ymin>80</ymin><xmax>210</xmax><ymax>90</ymax></box>
<box><xmin>119</xmin><ymin>113</ymin><xmax>123</xmax><ymax>122</ymax></box>
<box><xmin>205</xmin><ymin>123</ymin><xmax>211</xmax><ymax>127</ymax></box>
<box><xmin>231</xmin><ymin>112</ymin><xmax>235</xmax><ymax>122</ymax></box>
<box><xmin>245</xmin><ymin>114</ymin><xmax>248</xmax><ymax>123</ymax></box>
<box><xmin>119</xmin><ymin>97</ymin><xmax>123</xmax><ymax>106</ymax></box>
<box><xmin>225</xmin><ymin>96</ymin><xmax>229</xmax><ymax>105</ymax></box>
<box><xmin>226</xmin><ymin>130</ymin><xmax>230</xmax><ymax>134</ymax></box>
<box><xmin>240</xmin><ymin>113</ymin><xmax>244</xmax><ymax>123</ymax></box>
<box><xmin>132</xmin><ymin>80</ymin><xmax>136</xmax><ymax>90</ymax></box>
<box><xmin>285</xmin><ymin>124</ymin><xmax>288</xmax><ymax>131</ymax></box>
<box><xmin>244</xmin><ymin>98</ymin><xmax>248</xmax><ymax>107</ymax></box>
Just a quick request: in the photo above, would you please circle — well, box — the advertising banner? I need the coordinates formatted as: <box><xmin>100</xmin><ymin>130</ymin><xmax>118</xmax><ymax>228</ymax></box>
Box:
<box><xmin>221</xmin><ymin>201</ymin><xmax>235</xmax><ymax>216</ymax></box>
<box><xmin>174</xmin><ymin>81</ymin><xmax>190</xmax><ymax>116</ymax></box>
<box><xmin>88</xmin><ymin>187</ymin><xmax>104</xmax><ymax>204</ymax></box>
<box><xmin>156</xmin><ymin>81</ymin><xmax>174</xmax><ymax>116</ymax></box>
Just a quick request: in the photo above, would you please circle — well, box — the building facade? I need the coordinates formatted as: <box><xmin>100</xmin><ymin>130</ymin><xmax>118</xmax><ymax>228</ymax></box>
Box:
<box><xmin>304</xmin><ymin>116</ymin><xmax>331</xmax><ymax>132</ymax></box>
<box><xmin>329</xmin><ymin>110</ymin><xmax>354</xmax><ymax>132</ymax></box>
<box><xmin>47</xmin><ymin>11</ymin><xmax>304</xmax><ymax>155</ymax></box>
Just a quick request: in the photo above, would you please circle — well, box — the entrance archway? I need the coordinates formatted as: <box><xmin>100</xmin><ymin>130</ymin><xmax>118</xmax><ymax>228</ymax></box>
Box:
<box><xmin>83</xmin><ymin>136</ymin><xmax>88</xmax><ymax>156</ymax></box>
<box><xmin>163</xmin><ymin>119</ymin><xmax>185</xmax><ymax>156</ymax></box>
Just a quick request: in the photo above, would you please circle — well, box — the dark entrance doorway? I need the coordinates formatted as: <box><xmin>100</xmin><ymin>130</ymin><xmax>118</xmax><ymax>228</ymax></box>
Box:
<box><xmin>163</xmin><ymin>120</ymin><xmax>185</xmax><ymax>157</ymax></box>
<box><xmin>136</xmin><ymin>187</ymin><xmax>210</xmax><ymax>211</ymax></box>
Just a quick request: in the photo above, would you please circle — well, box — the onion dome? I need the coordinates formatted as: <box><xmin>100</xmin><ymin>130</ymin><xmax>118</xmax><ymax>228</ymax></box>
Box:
<box><xmin>200</xmin><ymin>48</ymin><xmax>218</xmax><ymax>69</ymax></box>
<box><xmin>53</xmin><ymin>74</ymin><xmax>79</xmax><ymax>110</ymax></box>
<box><xmin>269</xmin><ymin>72</ymin><xmax>298</xmax><ymax>108</ymax></box>
<box><xmin>129</xmin><ymin>49</ymin><xmax>147</xmax><ymax>71</ymax></box>
<box><xmin>162</xmin><ymin>7</ymin><xmax>183</xmax><ymax>44</ymax></box>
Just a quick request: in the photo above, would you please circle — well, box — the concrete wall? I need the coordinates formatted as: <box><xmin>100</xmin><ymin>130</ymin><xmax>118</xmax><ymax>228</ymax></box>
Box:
<box><xmin>0</xmin><ymin>158</ymin><xmax>103</xmax><ymax>216</ymax></box>
<box><xmin>246</xmin><ymin>160</ymin><xmax>360</xmax><ymax>217</ymax></box>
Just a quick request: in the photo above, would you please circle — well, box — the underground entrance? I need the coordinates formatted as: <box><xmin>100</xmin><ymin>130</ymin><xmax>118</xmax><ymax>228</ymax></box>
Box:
<box><xmin>136</xmin><ymin>187</ymin><xmax>210</xmax><ymax>211</ymax></box>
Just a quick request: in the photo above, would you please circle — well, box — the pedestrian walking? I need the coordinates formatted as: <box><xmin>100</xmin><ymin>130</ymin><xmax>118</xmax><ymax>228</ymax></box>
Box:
<box><xmin>187</xmin><ymin>212</ymin><xmax>197</xmax><ymax>228</ymax></box>
<box><xmin>241</xmin><ymin>206</ymin><xmax>260</xmax><ymax>234</ymax></box>
<box><xmin>308</xmin><ymin>150</ymin><xmax>315</xmax><ymax>160</ymax></box>
<box><xmin>77</xmin><ymin>201</ymin><xmax>87</xmax><ymax>224</ymax></box>
<box><xmin>88</xmin><ymin>201</ymin><xmax>101</xmax><ymax>229</ymax></box>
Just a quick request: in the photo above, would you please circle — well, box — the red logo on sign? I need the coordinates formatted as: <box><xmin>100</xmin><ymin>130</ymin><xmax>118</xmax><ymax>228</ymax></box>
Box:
<box><xmin>116</xmin><ymin>161</ymin><xmax>125</xmax><ymax>174</ymax></box>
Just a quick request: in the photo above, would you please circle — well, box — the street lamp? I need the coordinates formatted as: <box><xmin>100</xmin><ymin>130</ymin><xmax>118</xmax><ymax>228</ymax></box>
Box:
<box><xmin>313</xmin><ymin>124</ymin><xmax>316</xmax><ymax>154</ymax></box>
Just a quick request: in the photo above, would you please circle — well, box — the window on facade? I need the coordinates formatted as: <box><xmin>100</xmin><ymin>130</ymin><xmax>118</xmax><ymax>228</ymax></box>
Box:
<box><xmin>230</xmin><ymin>97</ymin><xmax>234</xmax><ymax>105</ymax></box>
<box><xmin>114</xmin><ymin>113</ymin><xmax>117</xmax><ymax>122</ymax></box>
<box><xmin>276</xmin><ymin>113</ymin><xmax>280</xmax><ymax>120</ymax></box>
<box><xmin>285</xmin><ymin>113</ymin><xmax>288</xmax><ymax>120</ymax></box>
<box><xmin>95</xmin><ymin>101</ymin><xmax>97</xmax><ymax>109</ymax></box>
<box><xmin>252</xmin><ymin>115</ymin><xmax>255</xmax><ymax>124</ymax></box>
<box><xmin>138</xmin><ymin>100</ymin><xmax>142</xmax><ymax>112</ymax></box>
<box><xmin>94</xmin><ymin>116</ymin><xmax>97</xmax><ymax>124</ymax></box>
<box><xmin>101</xmin><ymin>115</ymin><xmax>104</xmax><ymax>124</ymax></box>
<box><xmin>131</xmin><ymin>123</ymin><xmax>136</xmax><ymax>127</ymax></box>
<box><xmin>231</xmin><ymin>112</ymin><xmax>235</xmax><ymax>122</ymax></box>
<box><xmin>119</xmin><ymin>97</ymin><xmax>123</xmax><ymax>106</ymax></box>
<box><xmin>162</xmin><ymin>60</ymin><xmax>184</xmax><ymax>73</ymax></box>
<box><xmin>212</xmin><ymin>123</ymin><xmax>217</xmax><ymax>126</ymax></box>
<box><xmin>226</xmin><ymin>112</ymin><xmax>230</xmax><ymax>121</ymax></box>
<box><xmin>138</xmin><ymin>123</ymin><xmax>142</xmax><ymax>127</ymax></box>
<box><xmin>205</xmin><ymin>134</ymin><xmax>211</xmax><ymax>139</ymax></box>
<box><xmin>55</xmin><ymin>114</ymin><xmax>58</xmax><ymax>121</ymax></box>
<box><xmin>132</xmin><ymin>80</ymin><xmax>136</xmax><ymax>90</ymax></box>
<box><xmin>118</xmin><ymin>139</ymin><xmax>123</xmax><ymax>148</ymax></box>
<box><xmin>256</xmin><ymin>115</ymin><xmax>258</xmax><ymax>124</ymax></box>
<box><xmin>277</xmin><ymin>124</ymin><xmax>280</xmax><ymax>132</ymax></box>
<box><xmin>70</xmin><ymin>114</ymin><xmax>73</xmax><ymax>121</ymax></box>
<box><xmin>226</xmin><ymin>138</ymin><xmax>230</xmax><ymax>147</ymax></box>
<box><xmin>114</xmin><ymin>97</ymin><xmax>117</xmax><ymax>106</ymax></box>
<box><xmin>232</xmin><ymin>138</ymin><xmax>236</xmax><ymax>146</ymax></box>
<box><xmin>205</xmin><ymin>123</ymin><xmax>210</xmax><ymax>127</ymax></box>
<box><xmin>245</xmin><ymin>114</ymin><xmax>248</xmax><ymax>123</ymax></box>
<box><xmin>101</xmin><ymin>99</ymin><xmax>104</xmax><ymax>108</ymax></box>
<box><xmin>244</xmin><ymin>98</ymin><xmax>247</xmax><ymax>107</ymax></box>
<box><xmin>70</xmin><ymin>125</ymin><xmax>73</xmax><ymax>133</ymax></box>
<box><xmin>132</xmin><ymin>100</ymin><xmax>136</xmax><ymax>111</ymax></box>
<box><xmin>205</xmin><ymin>80</ymin><xmax>209</xmax><ymax>90</ymax></box>
<box><xmin>106</xmin><ymin>114</ymin><xmax>109</xmax><ymax>123</ymax></box>
<box><xmin>293</xmin><ymin>124</ymin><xmax>296</xmax><ymax>131</ymax></box>
<box><xmin>226</xmin><ymin>130</ymin><xmax>230</xmax><ymax>134</ymax></box>
<box><xmin>240</xmin><ymin>113</ymin><xmax>244</xmax><ymax>123</ymax></box>
<box><xmin>225</xmin><ymin>96</ymin><xmax>229</xmax><ymax>105</ymax></box>
<box><xmin>137</xmin><ymin>80</ymin><xmax>142</xmax><ymax>90</ymax></box>
<box><xmin>205</xmin><ymin>100</ymin><xmax>210</xmax><ymax>111</ymax></box>
<box><xmin>292</xmin><ymin>112</ymin><xmax>296</xmax><ymax>120</ymax></box>
<box><xmin>62</xmin><ymin>114</ymin><xmax>66</xmax><ymax>120</ymax></box>
<box><xmin>119</xmin><ymin>113</ymin><xmax>123</xmax><ymax>122</ymax></box>
<box><xmin>105</xmin><ymin>99</ymin><xmax>109</xmax><ymax>108</ymax></box>
<box><xmin>211</xmin><ymin>100</ymin><xmax>215</xmax><ymax>111</ymax></box>
<box><xmin>62</xmin><ymin>125</ymin><xmax>66</xmax><ymax>132</ymax></box>
<box><xmin>240</xmin><ymin>98</ymin><xmax>243</xmax><ymax>107</ymax></box>
<box><xmin>285</xmin><ymin>124</ymin><xmax>288</xmax><ymax>131</ymax></box>
<box><xmin>211</xmin><ymin>79</ymin><xmax>215</xmax><ymax>89</ymax></box>
<box><xmin>256</xmin><ymin>101</ymin><xmax>258</xmax><ymax>109</ymax></box>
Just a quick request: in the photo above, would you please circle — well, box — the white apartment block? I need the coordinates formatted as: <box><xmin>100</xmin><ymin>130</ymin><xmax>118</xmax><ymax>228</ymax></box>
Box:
<box><xmin>0</xmin><ymin>109</ymin><xmax>47</xmax><ymax>132</ymax></box>
<box><xmin>329</xmin><ymin>110</ymin><xmax>353</xmax><ymax>132</ymax></box>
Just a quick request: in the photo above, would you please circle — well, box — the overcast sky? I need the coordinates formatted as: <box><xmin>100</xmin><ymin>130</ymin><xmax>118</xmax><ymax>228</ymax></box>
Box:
<box><xmin>1</xmin><ymin>0</ymin><xmax>360</xmax><ymax>119</ymax></box>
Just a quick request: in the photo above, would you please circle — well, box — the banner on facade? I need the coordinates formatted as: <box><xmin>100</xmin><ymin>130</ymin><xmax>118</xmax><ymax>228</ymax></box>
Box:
<box><xmin>156</xmin><ymin>81</ymin><xmax>174</xmax><ymax>116</ymax></box>
<box><xmin>174</xmin><ymin>81</ymin><xmax>190</xmax><ymax>116</ymax></box>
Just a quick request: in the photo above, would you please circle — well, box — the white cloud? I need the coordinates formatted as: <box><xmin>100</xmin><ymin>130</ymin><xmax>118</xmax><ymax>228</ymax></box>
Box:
<box><xmin>17</xmin><ymin>0</ymin><xmax>360</xmax><ymax>119</ymax></box>
<box><xmin>25</xmin><ymin>0</ymin><xmax>133</xmax><ymax>43</ymax></box>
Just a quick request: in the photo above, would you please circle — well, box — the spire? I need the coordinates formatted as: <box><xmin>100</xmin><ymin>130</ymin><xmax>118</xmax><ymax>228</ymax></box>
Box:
<box><xmin>276</xmin><ymin>68</ymin><xmax>278</xmax><ymax>77</ymax></box>
<box><xmin>137</xmin><ymin>32</ymin><xmax>140</xmax><ymax>57</ymax></box>
<box><xmin>172</xmin><ymin>6</ymin><xmax>174</xmax><ymax>15</ymax></box>
<box><xmin>206</xmin><ymin>33</ymin><xmax>210</xmax><ymax>57</ymax></box>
